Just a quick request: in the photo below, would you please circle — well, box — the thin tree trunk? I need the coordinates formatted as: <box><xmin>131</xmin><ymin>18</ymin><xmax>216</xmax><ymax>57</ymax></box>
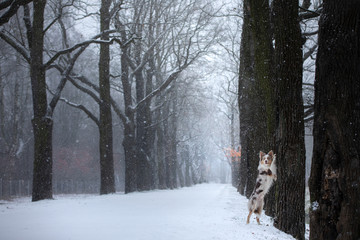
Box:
<box><xmin>157</xmin><ymin>121</ymin><xmax>167</xmax><ymax>189</ymax></box>
<box><xmin>31</xmin><ymin>0</ymin><xmax>53</xmax><ymax>202</ymax></box>
<box><xmin>123</xmin><ymin>122</ymin><xmax>137</xmax><ymax>193</ymax></box>
<box><xmin>169</xmin><ymin>87</ymin><xmax>178</xmax><ymax>189</ymax></box>
<box><xmin>273</xmin><ymin>0</ymin><xmax>305</xmax><ymax>238</ymax></box>
<box><xmin>99</xmin><ymin>0</ymin><xmax>115</xmax><ymax>194</ymax></box>
<box><xmin>309</xmin><ymin>1</ymin><xmax>360</xmax><ymax>239</ymax></box>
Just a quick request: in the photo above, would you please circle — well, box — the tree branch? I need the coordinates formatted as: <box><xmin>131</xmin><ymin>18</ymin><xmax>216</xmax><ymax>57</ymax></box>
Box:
<box><xmin>48</xmin><ymin>40</ymin><xmax>91</xmax><ymax>113</ymax></box>
<box><xmin>132</xmin><ymin>67</ymin><xmax>184</xmax><ymax>111</ymax></box>
<box><xmin>303</xmin><ymin>44</ymin><xmax>317</xmax><ymax>62</ymax></box>
<box><xmin>299</xmin><ymin>6</ymin><xmax>322</xmax><ymax>21</ymax></box>
<box><xmin>22</xmin><ymin>4</ymin><xmax>32</xmax><ymax>48</ymax></box>
<box><xmin>73</xmin><ymin>74</ymin><xmax>128</xmax><ymax>124</ymax></box>
<box><xmin>0</xmin><ymin>0</ymin><xmax>32</xmax><ymax>26</ymax></box>
<box><xmin>303</xmin><ymin>30</ymin><xmax>318</xmax><ymax>37</ymax></box>
<box><xmin>47</xmin><ymin>86</ymin><xmax>99</xmax><ymax>126</ymax></box>
<box><xmin>44</xmin><ymin>37</ymin><xmax>115</xmax><ymax>69</ymax></box>
<box><xmin>0</xmin><ymin>29</ymin><xmax>30</xmax><ymax>62</ymax></box>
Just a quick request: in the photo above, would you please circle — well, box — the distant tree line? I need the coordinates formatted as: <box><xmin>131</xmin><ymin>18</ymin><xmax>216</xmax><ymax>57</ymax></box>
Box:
<box><xmin>0</xmin><ymin>0</ymin><xmax>222</xmax><ymax>201</ymax></box>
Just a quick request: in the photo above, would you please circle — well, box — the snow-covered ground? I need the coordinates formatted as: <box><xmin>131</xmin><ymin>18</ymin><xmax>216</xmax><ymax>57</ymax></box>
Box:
<box><xmin>0</xmin><ymin>184</ymin><xmax>296</xmax><ymax>240</ymax></box>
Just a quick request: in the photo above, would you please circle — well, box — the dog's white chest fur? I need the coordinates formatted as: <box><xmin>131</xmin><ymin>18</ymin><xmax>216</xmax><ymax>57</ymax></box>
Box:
<box><xmin>256</xmin><ymin>163</ymin><xmax>276</xmax><ymax>196</ymax></box>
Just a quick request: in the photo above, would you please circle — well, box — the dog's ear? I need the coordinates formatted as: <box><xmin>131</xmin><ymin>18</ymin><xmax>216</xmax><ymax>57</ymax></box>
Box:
<box><xmin>259</xmin><ymin>151</ymin><xmax>265</xmax><ymax>160</ymax></box>
<box><xmin>268</xmin><ymin>150</ymin><xmax>274</xmax><ymax>158</ymax></box>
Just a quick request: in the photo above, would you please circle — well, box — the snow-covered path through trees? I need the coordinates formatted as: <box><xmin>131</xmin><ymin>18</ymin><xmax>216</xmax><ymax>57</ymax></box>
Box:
<box><xmin>0</xmin><ymin>184</ymin><xmax>295</xmax><ymax>240</ymax></box>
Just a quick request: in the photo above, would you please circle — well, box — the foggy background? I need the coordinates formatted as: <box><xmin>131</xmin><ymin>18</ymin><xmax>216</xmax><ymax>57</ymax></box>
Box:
<box><xmin>0</xmin><ymin>0</ymin><xmax>315</xmax><ymax>198</ymax></box>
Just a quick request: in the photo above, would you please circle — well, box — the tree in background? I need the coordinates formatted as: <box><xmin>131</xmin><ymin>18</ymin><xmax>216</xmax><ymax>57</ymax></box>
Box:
<box><xmin>114</xmin><ymin>0</ymin><xmax>219</xmax><ymax>192</ymax></box>
<box><xmin>28</xmin><ymin>0</ymin><xmax>53</xmax><ymax>202</ymax></box>
<box><xmin>98</xmin><ymin>0</ymin><xmax>115</xmax><ymax>194</ymax></box>
<box><xmin>0</xmin><ymin>0</ymin><xmax>116</xmax><ymax>200</ymax></box>
<box><xmin>309</xmin><ymin>1</ymin><xmax>360</xmax><ymax>239</ymax></box>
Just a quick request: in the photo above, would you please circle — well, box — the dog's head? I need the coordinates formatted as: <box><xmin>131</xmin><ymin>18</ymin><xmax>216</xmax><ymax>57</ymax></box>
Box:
<box><xmin>259</xmin><ymin>150</ymin><xmax>275</xmax><ymax>167</ymax></box>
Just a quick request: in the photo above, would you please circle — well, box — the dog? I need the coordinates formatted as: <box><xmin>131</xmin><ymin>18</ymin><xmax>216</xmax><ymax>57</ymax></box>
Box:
<box><xmin>246</xmin><ymin>150</ymin><xmax>277</xmax><ymax>224</ymax></box>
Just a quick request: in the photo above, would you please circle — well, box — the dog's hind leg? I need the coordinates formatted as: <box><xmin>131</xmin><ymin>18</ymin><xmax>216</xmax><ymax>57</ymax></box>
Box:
<box><xmin>246</xmin><ymin>210</ymin><xmax>253</xmax><ymax>224</ymax></box>
<box><xmin>256</xmin><ymin>216</ymin><xmax>260</xmax><ymax>225</ymax></box>
<box><xmin>254</xmin><ymin>201</ymin><xmax>264</xmax><ymax>225</ymax></box>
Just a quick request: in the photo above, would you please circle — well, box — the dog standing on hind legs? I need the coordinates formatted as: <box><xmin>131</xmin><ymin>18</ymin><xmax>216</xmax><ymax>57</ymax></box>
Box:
<box><xmin>246</xmin><ymin>150</ymin><xmax>277</xmax><ymax>224</ymax></box>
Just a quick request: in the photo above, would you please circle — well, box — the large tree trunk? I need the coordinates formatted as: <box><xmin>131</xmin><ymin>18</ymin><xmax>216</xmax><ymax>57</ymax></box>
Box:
<box><xmin>133</xmin><ymin>15</ymin><xmax>152</xmax><ymax>190</ymax></box>
<box><xmin>248</xmin><ymin>0</ymin><xmax>276</xmax><ymax>216</ymax></box>
<box><xmin>249</xmin><ymin>0</ymin><xmax>275</xmax><ymax>138</ymax></box>
<box><xmin>117</xmin><ymin>20</ymin><xmax>138</xmax><ymax>194</ymax></box>
<box><xmin>309</xmin><ymin>1</ymin><xmax>360</xmax><ymax>239</ymax></box>
<box><xmin>238</xmin><ymin>0</ymin><xmax>254</xmax><ymax>196</ymax></box>
<box><xmin>135</xmin><ymin>71</ymin><xmax>151</xmax><ymax>191</ymax></box>
<box><xmin>99</xmin><ymin>0</ymin><xmax>115</xmax><ymax>194</ymax></box>
<box><xmin>273</xmin><ymin>0</ymin><xmax>305</xmax><ymax>239</ymax></box>
<box><xmin>238</xmin><ymin>0</ymin><xmax>269</xmax><ymax>199</ymax></box>
<box><xmin>31</xmin><ymin>0</ymin><xmax>53</xmax><ymax>202</ymax></box>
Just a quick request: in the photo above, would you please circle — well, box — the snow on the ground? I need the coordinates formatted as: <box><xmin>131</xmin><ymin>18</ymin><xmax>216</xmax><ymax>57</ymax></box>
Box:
<box><xmin>0</xmin><ymin>183</ymin><xmax>295</xmax><ymax>240</ymax></box>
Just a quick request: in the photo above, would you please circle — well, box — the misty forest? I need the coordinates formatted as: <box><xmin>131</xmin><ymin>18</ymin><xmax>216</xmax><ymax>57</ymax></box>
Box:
<box><xmin>0</xmin><ymin>0</ymin><xmax>359</xmax><ymax>240</ymax></box>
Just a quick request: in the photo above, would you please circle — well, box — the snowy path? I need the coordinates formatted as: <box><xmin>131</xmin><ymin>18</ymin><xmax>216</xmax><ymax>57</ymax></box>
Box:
<box><xmin>0</xmin><ymin>184</ymin><xmax>295</xmax><ymax>240</ymax></box>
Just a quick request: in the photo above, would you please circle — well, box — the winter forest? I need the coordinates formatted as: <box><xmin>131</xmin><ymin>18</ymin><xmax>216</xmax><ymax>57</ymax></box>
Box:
<box><xmin>0</xmin><ymin>0</ymin><xmax>359</xmax><ymax>240</ymax></box>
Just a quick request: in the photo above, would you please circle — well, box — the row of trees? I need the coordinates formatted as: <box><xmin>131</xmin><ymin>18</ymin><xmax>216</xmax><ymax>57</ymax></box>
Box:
<box><xmin>234</xmin><ymin>0</ymin><xmax>360</xmax><ymax>239</ymax></box>
<box><xmin>0</xmin><ymin>0</ymin><xmax>224</xmax><ymax>200</ymax></box>
<box><xmin>236</xmin><ymin>0</ymin><xmax>312</xmax><ymax>237</ymax></box>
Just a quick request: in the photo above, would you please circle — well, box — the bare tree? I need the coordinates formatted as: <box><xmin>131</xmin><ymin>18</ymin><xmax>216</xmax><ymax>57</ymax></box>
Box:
<box><xmin>113</xmin><ymin>0</ymin><xmax>219</xmax><ymax>192</ymax></box>
<box><xmin>0</xmin><ymin>0</ymin><xmax>113</xmax><ymax>200</ymax></box>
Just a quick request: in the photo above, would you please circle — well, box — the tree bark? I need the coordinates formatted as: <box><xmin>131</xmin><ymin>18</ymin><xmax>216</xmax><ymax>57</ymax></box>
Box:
<box><xmin>135</xmin><ymin>66</ymin><xmax>151</xmax><ymax>191</ymax></box>
<box><xmin>115</xmin><ymin>18</ymin><xmax>138</xmax><ymax>194</ymax></box>
<box><xmin>249</xmin><ymin>0</ymin><xmax>276</xmax><ymax>216</ymax></box>
<box><xmin>238</xmin><ymin>0</ymin><xmax>269</xmax><ymax>199</ymax></box>
<box><xmin>249</xmin><ymin>0</ymin><xmax>275</xmax><ymax>138</ymax></box>
<box><xmin>273</xmin><ymin>0</ymin><xmax>305</xmax><ymax>239</ymax></box>
<box><xmin>99</xmin><ymin>0</ymin><xmax>115</xmax><ymax>194</ymax></box>
<box><xmin>309</xmin><ymin>1</ymin><xmax>360</xmax><ymax>239</ymax></box>
<box><xmin>30</xmin><ymin>0</ymin><xmax>53</xmax><ymax>202</ymax></box>
<box><xmin>238</xmin><ymin>0</ymin><xmax>254</xmax><ymax>196</ymax></box>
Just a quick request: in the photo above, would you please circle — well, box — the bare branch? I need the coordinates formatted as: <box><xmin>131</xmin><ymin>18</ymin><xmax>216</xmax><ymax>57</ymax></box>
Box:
<box><xmin>44</xmin><ymin>30</ymin><xmax>138</xmax><ymax>69</ymax></box>
<box><xmin>0</xmin><ymin>0</ymin><xmax>32</xmax><ymax>26</ymax></box>
<box><xmin>44</xmin><ymin>37</ymin><xmax>115</xmax><ymax>68</ymax></box>
<box><xmin>48</xmin><ymin>86</ymin><xmax>99</xmax><ymax>126</ymax></box>
<box><xmin>0</xmin><ymin>29</ymin><xmax>30</xmax><ymax>62</ymax></box>
<box><xmin>303</xmin><ymin>30</ymin><xmax>318</xmax><ymax>37</ymax></box>
<box><xmin>303</xmin><ymin>82</ymin><xmax>314</xmax><ymax>87</ymax></box>
<box><xmin>132</xmin><ymin>67</ymin><xmax>185</xmax><ymax>111</ymax></box>
<box><xmin>126</xmin><ymin>32</ymin><xmax>166</xmax><ymax>79</ymax></box>
<box><xmin>48</xmin><ymin>41</ymin><xmax>91</xmax><ymax>113</ymax></box>
<box><xmin>303</xmin><ymin>44</ymin><xmax>317</xmax><ymax>62</ymax></box>
<box><xmin>43</xmin><ymin>14</ymin><xmax>60</xmax><ymax>34</ymax></box>
<box><xmin>299</xmin><ymin>6</ymin><xmax>322</xmax><ymax>21</ymax></box>
<box><xmin>23</xmin><ymin>4</ymin><xmax>32</xmax><ymax>48</ymax></box>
